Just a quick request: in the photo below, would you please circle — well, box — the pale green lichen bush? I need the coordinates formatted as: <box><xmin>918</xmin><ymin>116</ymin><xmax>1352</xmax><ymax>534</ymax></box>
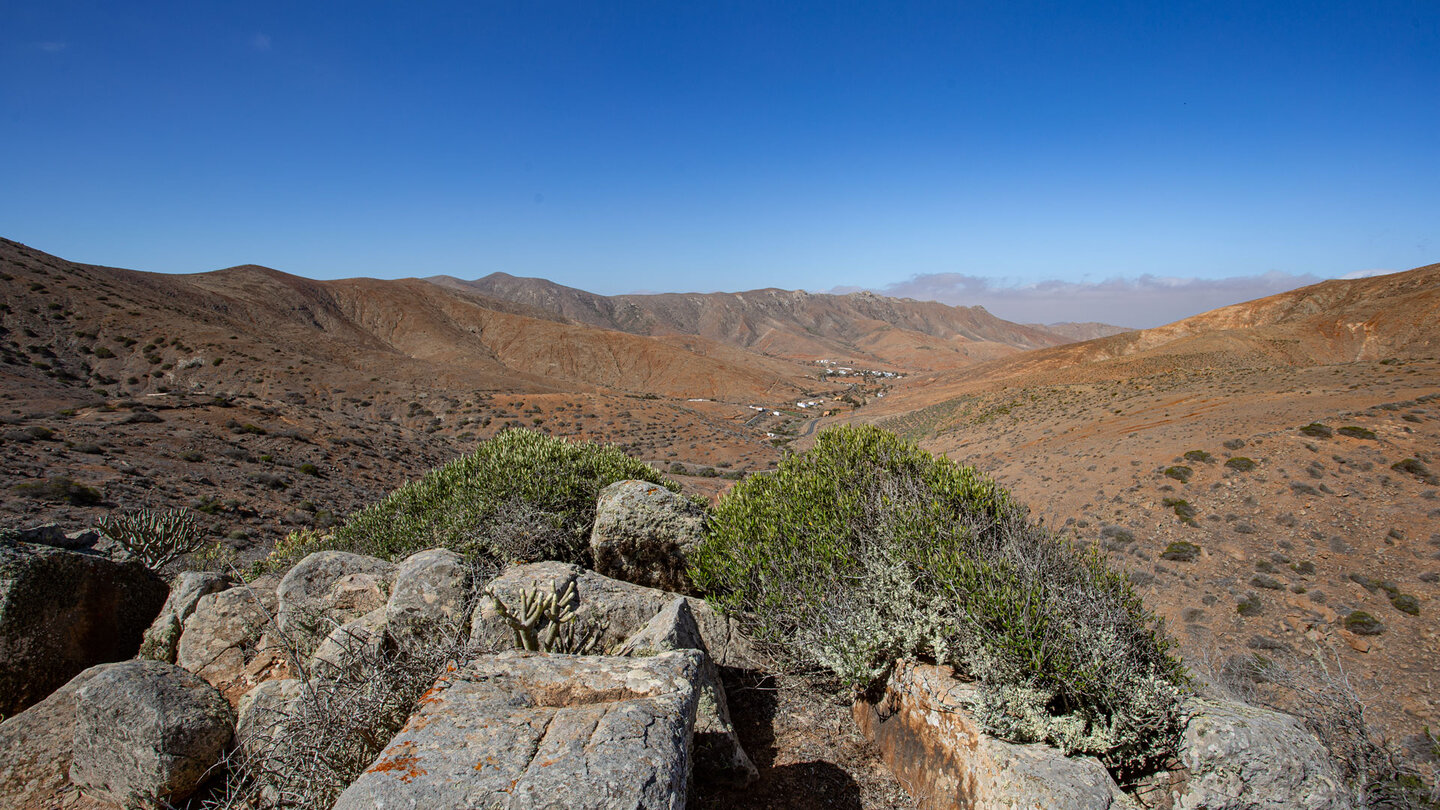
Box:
<box><xmin>690</xmin><ymin>424</ymin><xmax>1187</xmax><ymax>769</ymax></box>
<box><xmin>328</xmin><ymin>428</ymin><xmax>674</xmax><ymax>564</ymax></box>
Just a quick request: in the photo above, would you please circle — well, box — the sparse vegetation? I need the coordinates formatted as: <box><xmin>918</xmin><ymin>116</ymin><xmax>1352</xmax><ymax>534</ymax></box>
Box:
<box><xmin>1224</xmin><ymin>456</ymin><xmax>1257</xmax><ymax>471</ymax></box>
<box><xmin>691</xmin><ymin>425</ymin><xmax>1187</xmax><ymax>768</ymax></box>
<box><xmin>1183</xmin><ymin>449</ymin><xmax>1214</xmax><ymax>464</ymax></box>
<box><xmin>1337</xmin><ymin>426</ymin><xmax>1377</xmax><ymax>440</ymax></box>
<box><xmin>1300</xmin><ymin>422</ymin><xmax>1334</xmax><ymax>438</ymax></box>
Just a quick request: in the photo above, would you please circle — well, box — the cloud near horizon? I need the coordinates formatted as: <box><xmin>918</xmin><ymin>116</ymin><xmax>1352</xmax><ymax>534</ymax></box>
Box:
<box><xmin>840</xmin><ymin>270</ymin><xmax>1396</xmax><ymax>329</ymax></box>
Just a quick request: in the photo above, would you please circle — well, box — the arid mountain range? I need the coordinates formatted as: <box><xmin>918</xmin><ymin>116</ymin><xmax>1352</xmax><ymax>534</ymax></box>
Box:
<box><xmin>3</xmin><ymin>236</ymin><xmax>1438</xmax><ymax>758</ymax></box>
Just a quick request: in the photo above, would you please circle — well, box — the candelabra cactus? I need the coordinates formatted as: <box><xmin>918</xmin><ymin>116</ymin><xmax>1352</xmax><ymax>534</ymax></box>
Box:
<box><xmin>488</xmin><ymin>579</ymin><xmax>603</xmax><ymax>655</ymax></box>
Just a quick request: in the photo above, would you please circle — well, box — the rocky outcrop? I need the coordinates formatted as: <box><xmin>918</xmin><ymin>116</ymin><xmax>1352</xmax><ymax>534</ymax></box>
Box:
<box><xmin>0</xmin><ymin>540</ymin><xmax>169</xmax><ymax>716</ymax></box>
<box><xmin>1174</xmin><ymin>696</ymin><xmax>1354</xmax><ymax>810</ymax></box>
<box><xmin>140</xmin><ymin>571</ymin><xmax>235</xmax><ymax>663</ymax></box>
<box><xmin>309</xmin><ymin>607</ymin><xmax>387</xmax><ymax>679</ymax></box>
<box><xmin>333</xmin><ymin>650</ymin><xmax>703</xmax><ymax>810</ymax></box>
<box><xmin>276</xmin><ymin>551</ymin><xmax>398</xmax><ymax>657</ymax></box>
<box><xmin>175</xmin><ymin>575</ymin><xmax>286</xmax><ymax>700</ymax></box>
<box><xmin>590</xmin><ymin>479</ymin><xmax>706</xmax><ymax>593</ymax></box>
<box><xmin>69</xmin><ymin>660</ymin><xmax>234</xmax><ymax>808</ymax></box>
<box><xmin>853</xmin><ymin>659</ymin><xmax>1136</xmax><ymax>810</ymax></box>
<box><xmin>619</xmin><ymin>597</ymin><xmax>757</xmax><ymax>786</ymax></box>
<box><xmin>0</xmin><ymin>664</ymin><xmax>116</xmax><ymax>810</ymax></box>
<box><xmin>384</xmin><ymin>548</ymin><xmax>471</xmax><ymax>648</ymax></box>
<box><xmin>472</xmin><ymin>561</ymin><xmax>759</xmax><ymax>669</ymax></box>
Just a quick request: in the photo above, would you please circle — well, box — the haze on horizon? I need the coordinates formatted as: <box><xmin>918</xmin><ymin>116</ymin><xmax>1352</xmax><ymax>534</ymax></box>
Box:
<box><xmin>3</xmin><ymin>1</ymin><xmax>1437</xmax><ymax>328</ymax></box>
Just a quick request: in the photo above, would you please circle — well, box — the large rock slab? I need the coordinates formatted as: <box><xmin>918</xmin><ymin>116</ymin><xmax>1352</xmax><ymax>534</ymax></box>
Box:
<box><xmin>853</xmin><ymin>659</ymin><xmax>1136</xmax><ymax>810</ymax></box>
<box><xmin>472</xmin><ymin>561</ymin><xmax>758</xmax><ymax>669</ymax></box>
<box><xmin>0</xmin><ymin>665</ymin><xmax>118</xmax><ymax>810</ymax></box>
<box><xmin>0</xmin><ymin>540</ymin><xmax>169</xmax><ymax>716</ymax></box>
<box><xmin>70</xmin><ymin>659</ymin><xmax>234</xmax><ymax>808</ymax></box>
<box><xmin>277</xmin><ymin>551</ymin><xmax>397</xmax><ymax>657</ymax></box>
<box><xmin>334</xmin><ymin>650</ymin><xmax>703</xmax><ymax>810</ymax></box>
<box><xmin>1174</xmin><ymin>696</ymin><xmax>1354</xmax><ymax>810</ymax></box>
<box><xmin>140</xmin><ymin>571</ymin><xmax>236</xmax><ymax>663</ymax></box>
<box><xmin>590</xmin><ymin>479</ymin><xmax>706</xmax><ymax>594</ymax></box>
<box><xmin>385</xmin><ymin>548</ymin><xmax>472</xmax><ymax>648</ymax></box>
<box><xmin>618</xmin><ymin>597</ymin><xmax>757</xmax><ymax>786</ymax></box>
<box><xmin>176</xmin><ymin>575</ymin><xmax>286</xmax><ymax>701</ymax></box>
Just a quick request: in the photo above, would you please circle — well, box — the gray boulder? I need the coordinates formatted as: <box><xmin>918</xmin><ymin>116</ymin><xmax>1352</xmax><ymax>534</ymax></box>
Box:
<box><xmin>619</xmin><ymin>597</ymin><xmax>757</xmax><ymax>786</ymax></box>
<box><xmin>333</xmin><ymin>650</ymin><xmax>703</xmax><ymax>810</ymax></box>
<box><xmin>0</xmin><ymin>664</ymin><xmax>115</xmax><ymax>810</ymax></box>
<box><xmin>590</xmin><ymin>479</ymin><xmax>707</xmax><ymax>593</ymax></box>
<box><xmin>276</xmin><ymin>551</ymin><xmax>397</xmax><ymax>657</ymax></box>
<box><xmin>1174</xmin><ymin>696</ymin><xmax>1354</xmax><ymax>810</ymax></box>
<box><xmin>176</xmin><ymin>575</ymin><xmax>284</xmax><ymax>699</ymax></box>
<box><xmin>234</xmin><ymin>677</ymin><xmax>306</xmax><ymax>769</ymax></box>
<box><xmin>140</xmin><ymin>571</ymin><xmax>236</xmax><ymax>663</ymax></box>
<box><xmin>385</xmin><ymin>548</ymin><xmax>472</xmax><ymax>648</ymax></box>
<box><xmin>0</xmin><ymin>540</ymin><xmax>169</xmax><ymax>716</ymax></box>
<box><xmin>70</xmin><ymin>660</ymin><xmax>234</xmax><ymax>808</ymax></box>
<box><xmin>309</xmin><ymin>607</ymin><xmax>387</xmax><ymax>679</ymax></box>
<box><xmin>472</xmin><ymin>561</ymin><xmax>759</xmax><ymax>668</ymax></box>
<box><xmin>853</xmin><ymin>659</ymin><xmax>1136</xmax><ymax>810</ymax></box>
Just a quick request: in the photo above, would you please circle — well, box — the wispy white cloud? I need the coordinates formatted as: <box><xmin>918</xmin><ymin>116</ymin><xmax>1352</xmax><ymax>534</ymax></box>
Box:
<box><xmin>249</xmin><ymin>33</ymin><xmax>272</xmax><ymax>51</ymax></box>
<box><xmin>36</xmin><ymin>41</ymin><xmax>67</xmax><ymax>53</ymax></box>
<box><xmin>844</xmin><ymin>270</ymin><xmax>1389</xmax><ymax>328</ymax></box>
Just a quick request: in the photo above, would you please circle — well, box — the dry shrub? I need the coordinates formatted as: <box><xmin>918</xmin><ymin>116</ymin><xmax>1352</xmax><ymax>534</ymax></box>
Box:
<box><xmin>1199</xmin><ymin>648</ymin><xmax>1439</xmax><ymax>808</ymax></box>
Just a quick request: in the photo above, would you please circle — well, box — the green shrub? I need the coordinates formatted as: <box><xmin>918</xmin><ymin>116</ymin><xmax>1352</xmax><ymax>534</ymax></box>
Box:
<box><xmin>1344</xmin><ymin>611</ymin><xmax>1384</xmax><ymax>635</ymax></box>
<box><xmin>298</xmin><ymin>462</ymin><xmax>320</xmax><ymax>476</ymax></box>
<box><xmin>1161</xmin><ymin>541</ymin><xmax>1201</xmax><ymax>562</ymax></box>
<box><xmin>328</xmin><ymin>429</ymin><xmax>673</xmax><ymax>563</ymax></box>
<box><xmin>1336</xmin><ymin>426</ymin><xmax>1376</xmax><ymax>440</ymax></box>
<box><xmin>14</xmin><ymin>476</ymin><xmax>102</xmax><ymax>505</ymax></box>
<box><xmin>1224</xmin><ymin>457</ymin><xmax>1257</xmax><ymax>471</ymax></box>
<box><xmin>1183</xmin><ymin>450</ymin><xmax>1213</xmax><ymax>464</ymax></box>
<box><xmin>1163</xmin><ymin>465</ymin><xmax>1193</xmax><ymax>483</ymax></box>
<box><xmin>1390</xmin><ymin>458</ymin><xmax>1438</xmax><ymax>485</ymax></box>
<box><xmin>1236</xmin><ymin>594</ymin><xmax>1263</xmax><ymax>616</ymax></box>
<box><xmin>690</xmin><ymin>425</ymin><xmax>1186</xmax><ymax>769</ymax></box>
<box><xmin>1389</xmin><ymin>593</ymin><xmax>1420</xmax><ymax>616</ymax></box>
<box><xmin>1162</xmin><ymin>497</ymin><xmax>1198</xmax><ymax>524</ymax></box>
<box><xmin>1299</xmin><ymin>422</ymin><xmax>1333</xmax><ymax>438</ymax></box>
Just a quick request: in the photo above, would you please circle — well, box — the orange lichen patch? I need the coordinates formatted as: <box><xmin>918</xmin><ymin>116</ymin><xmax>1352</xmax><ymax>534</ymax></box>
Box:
<box><xmin>474</xmin><ymin>754</ymin><xmax>501</xmax><ymax>771</ymax></box>
<box><xmin>366</xmin><ymin>750</ymin><xmax>427</xmax><ymax>783</ymax></box>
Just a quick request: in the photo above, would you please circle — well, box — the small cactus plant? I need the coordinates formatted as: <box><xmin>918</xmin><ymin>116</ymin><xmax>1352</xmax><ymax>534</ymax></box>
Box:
<box><xmin>96</xmin><ymin>508</ymin><xmax>205</xmax><ymax>570</ymax></box>
<box><xmin>488</xmin><ymin>579</ymin><xmax>603</xmax><ymax>655</ymax></box>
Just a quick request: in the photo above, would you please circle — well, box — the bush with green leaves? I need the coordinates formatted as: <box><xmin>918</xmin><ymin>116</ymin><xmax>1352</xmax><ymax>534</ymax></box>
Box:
<box><xmin>690</xmin><ymin>424</ymin><xmax>1187</xmax><ymax>769</ymax></box>
<box><xmin>328</xmin><ymin>428</ymin><xmax>674</xmax><ymax>564</ymax></box>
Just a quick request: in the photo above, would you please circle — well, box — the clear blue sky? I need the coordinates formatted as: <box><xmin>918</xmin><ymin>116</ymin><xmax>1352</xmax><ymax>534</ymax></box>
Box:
<box><xmin>3</xmin><ymin>1</ymin><xmax>1437</xmax><ymax>325</ymax></box>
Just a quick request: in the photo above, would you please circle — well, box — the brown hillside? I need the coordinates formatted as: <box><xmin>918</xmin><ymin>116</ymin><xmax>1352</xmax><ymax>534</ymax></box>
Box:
<box><xmin>436</xmin><ymin>273</ymin><xmax>1071</xmax><ymax>371</ymax></box>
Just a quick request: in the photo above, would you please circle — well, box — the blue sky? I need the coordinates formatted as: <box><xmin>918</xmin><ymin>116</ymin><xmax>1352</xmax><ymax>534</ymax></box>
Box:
<box><xmin>3</xmin><ymin>1</ymin><xmax>1437</xmax><ymax>326</ymax></box>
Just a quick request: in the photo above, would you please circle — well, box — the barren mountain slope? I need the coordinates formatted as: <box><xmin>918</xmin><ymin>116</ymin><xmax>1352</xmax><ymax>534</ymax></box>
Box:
<box><xmin>828</xmin><ymin>265</ymin><xmax>1440</xmax><ymax>754</ymax></box>
<box><xmin>436</xmin><ymin>272</ymin><xmax>1071</xmax><ymax>371</ymax></box>
<box><xmin>1</xmin><ymin>239</ymin><xmax>845</xmax><ymax>550</ymax></box>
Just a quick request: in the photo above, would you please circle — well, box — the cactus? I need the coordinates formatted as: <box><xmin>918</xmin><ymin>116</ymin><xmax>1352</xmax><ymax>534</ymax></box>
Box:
<box><xmin>96</xmin><ymin>507</ymin><xmax>205</xmax><ymax>570</ymax></box>
<box><xmin>488</xmin><ymin>579</ymin><xmax>603</xmax><ymax>655</ymax></box>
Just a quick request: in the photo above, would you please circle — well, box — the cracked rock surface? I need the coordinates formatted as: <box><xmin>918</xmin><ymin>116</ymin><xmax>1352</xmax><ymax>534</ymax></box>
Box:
<box><xmin>334</xmin><ymin>650</ymin><xmax>703</xmax><ymax>810</ymax></box>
